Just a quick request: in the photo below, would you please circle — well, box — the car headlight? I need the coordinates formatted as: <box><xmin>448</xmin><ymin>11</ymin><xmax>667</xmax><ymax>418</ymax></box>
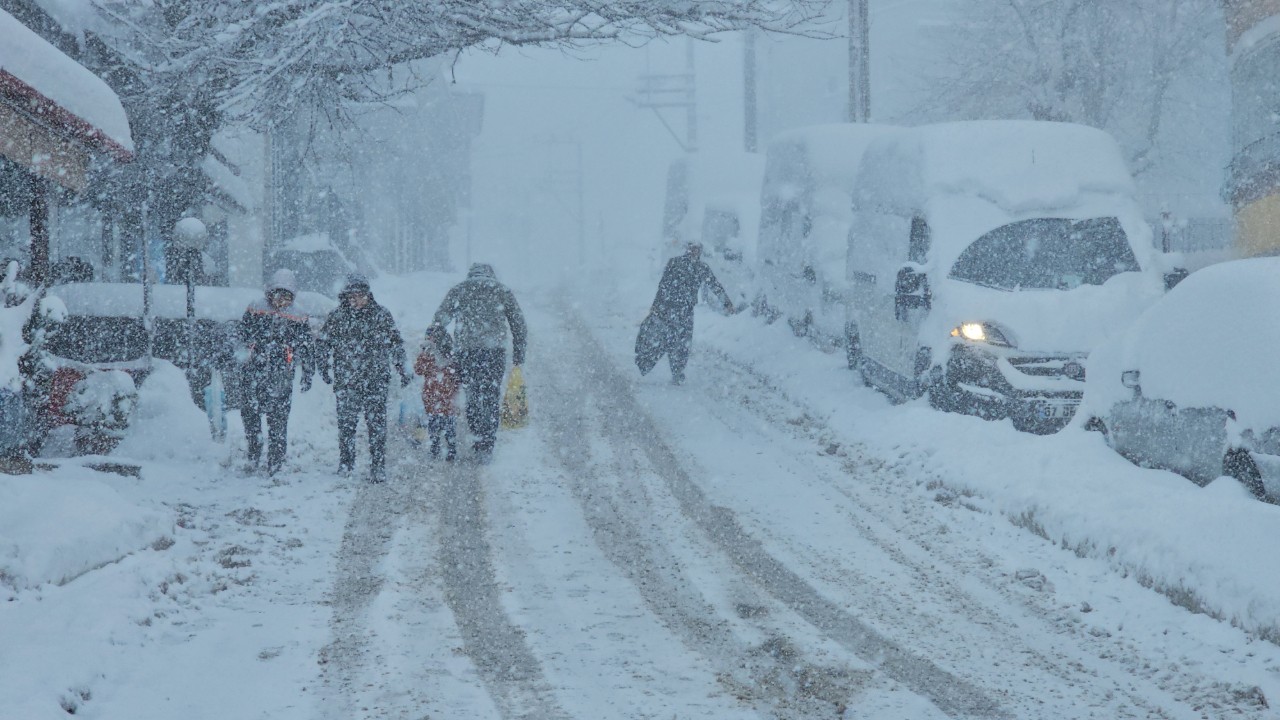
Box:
<box><xmin>950</xmin><ymin>321</ymin><xmax>1016</xmax><ymax>348</ymax></box>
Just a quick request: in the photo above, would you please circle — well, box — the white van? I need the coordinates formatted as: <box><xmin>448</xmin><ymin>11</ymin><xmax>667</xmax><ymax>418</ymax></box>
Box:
<box><xmin>756</xmin><ymin>124</ymin><xmax>900</xmax><ymax>349</ymax></box>
<box><xmin>845</xmin><ymin>121</ymin><xmax>1175</xmax><ymax>433</ymax></box>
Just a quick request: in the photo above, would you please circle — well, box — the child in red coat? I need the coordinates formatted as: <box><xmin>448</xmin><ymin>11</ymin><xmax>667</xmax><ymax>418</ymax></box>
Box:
<box><xmin>414</xmin><ymin>323</ymin><xmax>461</xmax><ymax>461</ymax></box>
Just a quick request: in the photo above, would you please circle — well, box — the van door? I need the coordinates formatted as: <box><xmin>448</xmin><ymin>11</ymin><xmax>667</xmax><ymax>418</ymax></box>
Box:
<box><xmin>847</xmin><ymin>211</ymin><xmax>910</xmax><ymax>383</ymax></box>
<box><xmin>884</xmin><ymin>217</ymin><xmax>932</xmax><ymax>387</ymax></box>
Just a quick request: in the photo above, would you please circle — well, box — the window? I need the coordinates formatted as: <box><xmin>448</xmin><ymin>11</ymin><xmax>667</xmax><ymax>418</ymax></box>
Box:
<box><xmin>908</xmin><ymin>217</ymin><xmax>930</xmax><ymax>263</ymax></box>
<box><xmin>949</xmin><ymin>217</ymin><xmax>1139</xmax><ymax>291</ymax></box>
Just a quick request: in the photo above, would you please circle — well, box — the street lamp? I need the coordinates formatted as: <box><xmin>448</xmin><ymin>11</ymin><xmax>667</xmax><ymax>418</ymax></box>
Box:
<box><xmin>173</xmin><ymin>217</ymin><xmax>207</xmax><ymax>388</ymax></box>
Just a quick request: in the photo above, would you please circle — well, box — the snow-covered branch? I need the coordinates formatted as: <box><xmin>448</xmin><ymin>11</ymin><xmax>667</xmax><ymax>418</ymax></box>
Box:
<box><xmin>97</xmin><ymin>0</ymin><xmax>830</xmax><ymax>128</ymax></box>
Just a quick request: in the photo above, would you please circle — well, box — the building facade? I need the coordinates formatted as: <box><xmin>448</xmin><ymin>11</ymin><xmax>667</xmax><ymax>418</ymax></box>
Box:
<box><xmin>1225</xmin><ymin>0</ymin><xmax>1280</xmax><ymax>256</ymax></box>
<box><xmin>0</xmin><ymin>5</ymin><xmax>132</xmax><ymax>285</ymax></box>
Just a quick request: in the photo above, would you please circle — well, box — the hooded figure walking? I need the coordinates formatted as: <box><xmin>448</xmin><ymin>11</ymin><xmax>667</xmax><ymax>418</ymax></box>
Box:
<box><xmin>642</xmin><ymin>242</ymin><xmax>735</xmax><ymax>384</ymax></box>
<box><xmin>318</xmin><ymin>275</ymin><xmax>410</xmax><ymax>483</ymax></box>
<box><xmin>433</xmin><ymin>263</ymin><xmax>527</xmax><ymax>463</ymax></box>
<box><xmin>239</xmin><ymin>269</ymin><xmax>316</xmax><ymax>476</ymax></box>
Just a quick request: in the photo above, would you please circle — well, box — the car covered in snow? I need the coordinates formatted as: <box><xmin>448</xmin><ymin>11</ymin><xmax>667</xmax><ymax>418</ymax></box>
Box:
<box><xmin>1080</xmin><ymin>258</ymin><xmax>1280</xmax><ymax>501</ymax></box>
<box><xmin>35</xmin><ymin>282</ymin><xmax>334</xmax><ymax>452</ymax></box>
<box><xmin>266</xmin><ymin>232</ymin><xmax>360</xmax><ymax>298</ymax></box>
<box><xmin>756</xmin><ymin>123</ymin><xmax>901</xmax><ymax>349</ymax></box>
<box><xmin>845</xmin><ymin>121</ymin><xmax>1181</xmax><ymax>433</ymax></box>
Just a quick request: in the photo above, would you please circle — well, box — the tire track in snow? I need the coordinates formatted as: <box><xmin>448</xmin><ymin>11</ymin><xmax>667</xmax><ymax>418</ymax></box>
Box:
<box><xmin>542</xmin><ymin>306</ymin><xmax>1006</xmax><ymax>719</ymax></box>
<box><xmin>436</xmin><ymin>460</ymin><xmax>571</xmax><ymax>719</ymax></box>
<box><xmin>537</xmin><ymin>353</ymin><xmax>864</xmax><ymax>719</ymax></box>
<box><xmin>318</xmin><ymin>478</ymin><xmax>412</xmax><ymax>718</ymax></box>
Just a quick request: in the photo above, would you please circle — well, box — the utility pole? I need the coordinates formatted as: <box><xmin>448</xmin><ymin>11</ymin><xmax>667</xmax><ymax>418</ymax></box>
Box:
<box><xmin>744</xmin><ymin>30</ymin><xmax>758</xmax><ymax>152</ymax></box>
<box><xmin>848</xmin><ymin>0</ymin><xmax>871</xmax><ymax>122</ymax></box>
<box><xmin>630</xmin><ymin>41</ymin><xmax>698</xmax><ymax>152</ymax></box>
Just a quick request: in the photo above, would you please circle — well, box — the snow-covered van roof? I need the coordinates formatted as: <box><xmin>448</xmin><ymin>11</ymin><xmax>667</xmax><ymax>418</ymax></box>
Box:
<box><xmin>0</xmin><ymin>8</ymin><xmax>133</xmax><ymax>158</ymax></box>
<box><xmin>763</xmin><ymin>123</ymin><xmax>902</xmax><ymax>192</ymax></box>
<box><xmin>762</xmin><ymin>122</ymin><xmax>906</xmax><ymax>193</ymax></box>
<box><xmin>853</xmin><ymin>121</ymin><xmax>1135</xmax><ymax>217</ymax></box>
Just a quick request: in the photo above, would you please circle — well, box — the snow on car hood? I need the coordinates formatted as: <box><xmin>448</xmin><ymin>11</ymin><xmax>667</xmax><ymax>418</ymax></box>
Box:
<box><xmin>927</xmin><ymin>270</ymin><xmax>1163</xmax><ymax>355</ymax></box>
<box><xmin>1087</xmin><ymin>257</ymin><xmax>1280</xmax><ymax>430</ymax></box>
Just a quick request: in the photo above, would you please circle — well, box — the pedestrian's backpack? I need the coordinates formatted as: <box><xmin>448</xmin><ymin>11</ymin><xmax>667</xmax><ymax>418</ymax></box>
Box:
<box><xmin>500</xmin><ymin>366</ymin><xmax>529</xmax><ymax>429</ymax></box>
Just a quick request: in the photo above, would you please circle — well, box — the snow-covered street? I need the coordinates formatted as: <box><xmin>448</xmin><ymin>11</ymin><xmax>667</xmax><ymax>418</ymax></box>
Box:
<box><xmin>5</xmin><ymin>272</ymin><xmax>1279</xmax><ymax>719</ymax></box>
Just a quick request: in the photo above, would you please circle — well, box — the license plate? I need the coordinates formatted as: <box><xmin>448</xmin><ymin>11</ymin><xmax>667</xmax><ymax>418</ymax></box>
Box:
<box><xmin>1037</xmin><ymin>402</ymin><xmax>1079</xmax><ymax>420</ymax></box>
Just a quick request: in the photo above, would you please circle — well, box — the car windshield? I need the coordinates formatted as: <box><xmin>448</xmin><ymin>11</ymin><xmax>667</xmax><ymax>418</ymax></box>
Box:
<box><xmin>948</xmin><ymin>217</ymin><xmax>1140</xmax><ymax>290</ymax></box>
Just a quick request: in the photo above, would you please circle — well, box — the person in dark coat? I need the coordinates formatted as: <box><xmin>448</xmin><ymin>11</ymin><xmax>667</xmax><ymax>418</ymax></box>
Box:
<box><xmin>646</xmin><ymin>242</ymin><xmax>735</xmax><ymax>384</ymax></box>
<box><xmin>239</xmin><ymin>269</ymin><xmax>316</xmax><ymax>476</ymax></box>
<box><xmin>432</xmin><ymin>263</ymin><xmax>526</xmax><ymax>463</ymax></box>
<box><xmin>318</xmin><ymin>275</ymin><xmax>410</xmax><ymax>482</ymax></box>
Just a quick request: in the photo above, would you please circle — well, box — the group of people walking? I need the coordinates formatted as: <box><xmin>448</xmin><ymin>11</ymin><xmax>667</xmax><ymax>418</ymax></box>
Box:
<box><xmin>237</xmin><ymin>264</ymin><xmax>526</xmax><ymax>482</ymax></box>
<box><xmin>234</xmin><ymin>241</ymin><xmax>727</xmax><ymax>482</ymax></box>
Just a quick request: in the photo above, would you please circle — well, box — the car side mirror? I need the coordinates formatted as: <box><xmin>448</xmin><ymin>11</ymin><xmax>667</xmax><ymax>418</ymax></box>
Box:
<box><xmin>1163</xmin><ymin>268</ymin><xmax>1188</xmax><ymax>291</ymax></box>
<box><xmin>894</xmin><ymin>265</ymin><xmax>931</xmax><ymax>321</ymax></box>
<box><xmin>1121</xmin><ymin>370</ymin><xmax>1141</xmax><ymax>396</ymax></box>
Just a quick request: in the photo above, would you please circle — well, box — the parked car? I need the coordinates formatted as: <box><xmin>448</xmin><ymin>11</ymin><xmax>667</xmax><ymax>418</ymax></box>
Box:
<box><xmin>845</xmin><ymin>121</ymin><xmax>1183</xmax><ymax>433</ymax></box>
<box><xmin>756</xmin><ymin>123</ymin><xmax>901</xmax><ymax>349</ymax></box>
<box><xmin>1080</xmin><ymin>257</ymin><xmax>1280</xmax><ymax>501</ymax></box>
<box><xmin>266</xmin><ymin>232</ymin><xmax>358</xmax><ymax>298</ymax></box>
<box><xmin>35</xmin><ymin>282</ymin><xmax>334</xmax><ymax>453</ymax></box>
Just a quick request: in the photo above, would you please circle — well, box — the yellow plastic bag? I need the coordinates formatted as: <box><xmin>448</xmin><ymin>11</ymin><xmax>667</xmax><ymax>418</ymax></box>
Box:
<box><xmin>500</xmin><ymin>366</ymin><xmax>529</xmax><ymax>429</ymax></box>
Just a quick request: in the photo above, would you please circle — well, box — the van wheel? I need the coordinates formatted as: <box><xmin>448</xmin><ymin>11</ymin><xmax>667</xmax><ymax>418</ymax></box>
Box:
<box><xmin>927</xmin><ymin>376</ymin><xmax>959</xmax><ymax>413</ymax></box>
<box><xmin>1223</xmin><ymin>448</ymin><xmax>1268</xmax><ymax>501</ymax></box>
<box><xmin>845</xmin><ymin>327</ymin><xmax>862</xmax><ymax>370</ymax></box>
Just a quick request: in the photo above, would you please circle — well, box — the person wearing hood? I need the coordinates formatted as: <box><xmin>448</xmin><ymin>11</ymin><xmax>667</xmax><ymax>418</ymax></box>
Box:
<box><xmin>239</xmin><ymin>269</ymin><xmax>316</xmax><ymax>476</ymax></box>
<box><xmin>433</xmin><ymin>263</ymin><xmax>527</xmax><ymax>462</ymax></box>
<box><xmin>645</xmin><ymin>242</ymin><xmax>735</xmax><ymax>385</ymax></box>
<box><xmin>318</xmin><ymin>275</ymin><xmax>410</xmax><ymax>482</ymax></box>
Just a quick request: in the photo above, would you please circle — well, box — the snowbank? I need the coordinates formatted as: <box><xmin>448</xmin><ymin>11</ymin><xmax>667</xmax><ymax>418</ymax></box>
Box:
<box><xmin>115</xmin><ymin>361</ymin><xmax>220</xmax><ymax>463</ymax></box>
<box><xmin>692</xmin><ymin>306</ymin><xmax>1280</xmax><ymax>640</ymax></box>
<box><xmin>0</xmin><ymin>466</ymin><xmax>169</xmax><ymax>588</ymax></box>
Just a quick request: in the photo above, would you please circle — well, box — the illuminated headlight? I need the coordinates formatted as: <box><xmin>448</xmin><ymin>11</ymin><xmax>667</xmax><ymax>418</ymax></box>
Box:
<box><xmin>949</xmin><ymin>321</ymin><xmax>1015</xmax><ymax>348</ymax></box>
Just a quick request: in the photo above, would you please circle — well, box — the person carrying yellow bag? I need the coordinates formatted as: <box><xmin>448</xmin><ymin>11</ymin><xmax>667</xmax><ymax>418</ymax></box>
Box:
<box><xmin>500</xmin><ymin>366</ymin><xmax>528</xmax><ymax>429</ymax></box>
<box><xmin>433</xmin><ymin>263</ymin><xmax>527</xmax><ymax>464</ymax></box>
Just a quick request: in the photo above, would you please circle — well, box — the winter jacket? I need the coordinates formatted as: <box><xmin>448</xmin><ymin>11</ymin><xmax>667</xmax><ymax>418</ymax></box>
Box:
<box><xmin>651</xmin><ymin>254</ymin><xmax>731</xmax><ymax>322</ymax></box>
<box><xmin>433</xmin><ymin>264</ymin><xmax>528</xmax><ymax>365</ymax></box>
<box><xmin>318</xmin><ymin>295</ymin><xmax>407</xmax><ymax>392</ymax></box>
<box><xmin>239</xmin><ymin>297</ymin><xmax>315</xmax><ymax>407</ymax></box>
<box><xmin>414</xmin><ymin>349</ymin><xmax>460</xmax><ymax>415</ymax></box>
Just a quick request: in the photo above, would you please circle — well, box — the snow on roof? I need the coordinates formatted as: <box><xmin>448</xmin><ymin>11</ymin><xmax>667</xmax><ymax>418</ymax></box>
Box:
<box><xmin>200</xmin><ymin>154</ymin><xmax>255</xmax><ymax>211</ymax></box>
<box><xmin>0</xmin><ymin>8</ymin><xmax>132</xmax><ymax>157</ymax></box>
<box><xmin>30</xmin><ymin>0</ymin><xmax>108</xmax><ymax>37</ymax></box>
<box><xmin>48</xmin><ymin>283</ymin><xmax>334</xmax><ymax>323</ymax></box>
<box><xmin>856</xmin><ymin>121</ymin><xmax>1134</xmax><ymax>216</ymax></box>
<box><xmin>281</xmin><ymin>232</ymin><xmax>339</xmax><ymax>254</ymax></box>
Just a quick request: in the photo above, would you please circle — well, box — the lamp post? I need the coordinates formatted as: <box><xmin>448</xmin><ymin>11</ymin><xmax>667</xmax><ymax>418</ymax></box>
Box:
<box><xmin>173</xmin><ymin>217</ymin><xmax>207</xmax><ymax>384</ymax></box>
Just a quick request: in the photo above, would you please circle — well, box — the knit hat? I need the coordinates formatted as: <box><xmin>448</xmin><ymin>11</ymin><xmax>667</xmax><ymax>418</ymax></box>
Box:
<box><xmin>467</xmin><ymin>263</ymin><xmax>496</xmax><ymax>280</ymax></box>
<box><xmin>339</xmin><ymin>274</ymin><xmax>371</xmax><ymax>298</ymax></box>
<box><xmin>266</xmin><ymin>268</ymin><xmax>299</xmax><ymax>296</ymax></box>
